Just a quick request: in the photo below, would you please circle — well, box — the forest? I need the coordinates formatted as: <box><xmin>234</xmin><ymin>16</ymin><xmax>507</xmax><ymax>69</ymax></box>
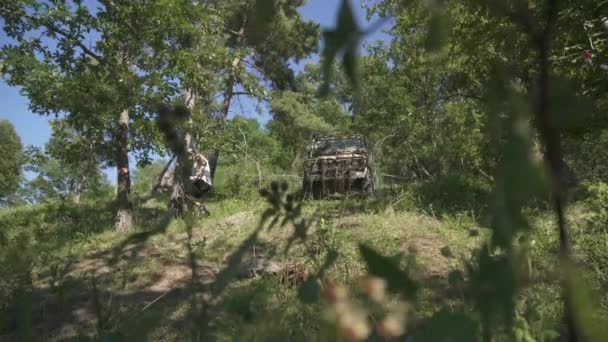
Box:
<box><xmin>0</xmin><ymin>0</ymin><xmax>607</xmax><ymax>340</ymax></box>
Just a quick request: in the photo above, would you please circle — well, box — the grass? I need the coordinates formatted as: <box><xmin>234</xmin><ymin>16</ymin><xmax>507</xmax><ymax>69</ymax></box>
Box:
<box><xmin>1</xmin><ymin>183</ymin><xmax>606</xmax><ymax>341</ymax></box>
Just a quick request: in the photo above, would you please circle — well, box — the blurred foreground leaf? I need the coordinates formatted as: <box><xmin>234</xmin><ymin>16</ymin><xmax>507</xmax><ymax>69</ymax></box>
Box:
<box><xmin>298</xmin><ymin>250</ymin><xmax>338</xmax><ymax>304</ymax></box>
<box><xmin>298</xmin><ymin>277</ymin><xmax>321</xmax><ymax>304</ymax></box>
<box><xmin>359</xmin><ymin>243</ymin><xmax>417</xmax><ymax>298</ymax></box>
<box><xmin>248</xmin><ymin>0</ymin><xmax>277</xmax><ymax>44</ymax></box>
<box><xmin>425</xmin><ymin>13</ymin><xmax>450</xmax><ymax>52</ymax></box>
<box><xmin>414</xmin><ymin>309</ymin><xmax>478</xmax><ymax>342</ymax></box>
<box><xmin>320</xmin><ymin>0</ymin><xmax>361</xmax><ymax>96</ymax></box>
<box><xmin>564</xmin><ymin>261</ymin><xmax>608</xmax><ymax>342</ymax></box>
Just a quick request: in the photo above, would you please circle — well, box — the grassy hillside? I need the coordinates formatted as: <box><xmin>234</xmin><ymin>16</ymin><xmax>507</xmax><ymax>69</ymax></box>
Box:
<box><xmin>1</xmin><ymin>175</ymin><xmax>607</xmax><ymax>341</ymax></box>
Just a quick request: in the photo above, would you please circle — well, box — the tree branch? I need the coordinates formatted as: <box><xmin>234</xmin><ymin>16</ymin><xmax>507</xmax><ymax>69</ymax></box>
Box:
<box><xmin>215</xmin><ymin>24</ymin><xmax>245</xmax><ymax>37</ymax></box>
<box><xmin>241</xmin><ymin>58</ymin><xmax>266</xmax><ymax>76</ymax></box>
<box><xmin>434</xmin><ymin>92</ymin><xmax>483</xmax><ymax>104</ymax></box>
<box><xmin>530</xmin><ymin>0</ymin><xmax>578</xmax><ymax>340</ymax></box>
<box><xmin>140</xmin><ymin>155</ymin><xmax>176</xmax><ymax>203</ymax></box>
<box><xmin>212</xmin><ymin>91</ymin><xmax>254</xmax><ymax>101</ymax></box>
<box><xmin>363</xmin><ymin>16</ymin><xmax>392</xmax><ymax>36</ymax></box>
<box><xmin>43</xmin><ymin>21</ymin><xmax>105</xmax><ymax>64</ymax></box>
<box><xmin>233</xmin><ymin>91</ymin><xmax>254</xmax><ymax>97</ymax></box>
<box><xmin>482</xmin><ymin>1</ymin><xmax>540</xmax><ymax>39</ymax></box>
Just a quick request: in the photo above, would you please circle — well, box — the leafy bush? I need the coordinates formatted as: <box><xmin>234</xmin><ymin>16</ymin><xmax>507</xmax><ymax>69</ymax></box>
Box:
<box><xmin>416</xmin><ymin>173</ymin><xmax>491</xmax><ymax>216</ymax></box>
<box><xmin>213</xmin><ymin>164</ymin><xmax>261</xmax><ymax>200</ymax></box>
<box><xmin>212</xmin><ymin>163</ymin><xmax>301</xmax><ymax>201</ymax></box>
<box><xmin>582</xmin><ymin>182</ymin><xmax>608</xmax><ymax>230</ymax></box>
<box><xmin>575</xmin><ymin>182</ymin><xmax>608</xmax><ymax>285</ymax></box>
<box><xmin>0</xmin><ymin>232</ymin><xmax>34</xmax><ymax>336</ymax></box>
<box><xmin>0</xmin><ymin>200</ymin><xmax>123</xmax><ymax>337</ymax></box>
<box><xmin>565</xmin><ymin>131</ymin><xmax>608</xmax><ymax>183</ymax></box>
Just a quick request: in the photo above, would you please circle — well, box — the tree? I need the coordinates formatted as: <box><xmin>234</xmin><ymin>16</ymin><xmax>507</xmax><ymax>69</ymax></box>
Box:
<box><xmin>20</xmin><ymin>120</ymin><xmax>111</xmax><ymax>204</ymax></box>
<box><xmin>224</xmin><ymin>116</ymin><xmax>291</xmax><ymax>170</ymax></box>
<box><xmin>0</xmin><ymin>1</ymin><xmax>208</xmax><ymax>230</ymax></box>
<box><xmin>21</xmin><ymin>146</ymin><xmax>113</xmax><ymax>204</ymax></box>
<box><xmin>363</xmin><ymin>0</ymin><xmax>606</xmax><ymax>183</ymax></box>
<box><xmin>132</xmin><ymin>159</ymin><xmax>169</xmax><ymax>197</ymax></box>
<box><xmin>265</xmin><ymin>63</ymin><xmax>353</xmax><ymax>171</ymax></box>
<box><xmin>267</xmin><ymin>90</ymin><xmax>338</xmax><ymax>171</ymax></box>
<box><xmin>0</xmin><ymin>120</ymin><xmax>23</xmax><ymax>205</ymax></box>
<box><xmin>185</xmin><ymin>0</ymin><xmax>319</xmax><ymax>164</ymax></box>
<box><xmin>345</xmin><ymin>0</ymin><xmax>604</xmax><ymax>338</ymax></box>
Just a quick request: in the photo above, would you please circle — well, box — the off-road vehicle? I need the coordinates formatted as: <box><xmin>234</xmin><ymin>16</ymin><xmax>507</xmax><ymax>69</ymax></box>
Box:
<box><xmin>302</xmin><ymin>134</ymin><xmax>376</xmax><ymax>198</ymax></box>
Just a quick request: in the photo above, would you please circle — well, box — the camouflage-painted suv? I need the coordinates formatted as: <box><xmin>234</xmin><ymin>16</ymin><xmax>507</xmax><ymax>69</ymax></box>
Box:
<box><xmin>302</xmin><ymin>134</ymin><xmax>376</xmax><ymax>198</ymax></box>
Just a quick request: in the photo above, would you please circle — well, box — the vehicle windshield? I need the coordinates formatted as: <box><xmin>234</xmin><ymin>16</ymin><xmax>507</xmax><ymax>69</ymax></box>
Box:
<box><xmin>310</xmin><ymin>137</ymin><xmax>366</xmax><ymax>157</ymax></box>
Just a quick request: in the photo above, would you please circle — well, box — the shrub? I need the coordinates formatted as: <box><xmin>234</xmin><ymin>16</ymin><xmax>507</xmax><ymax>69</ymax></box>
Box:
<box><xmin>0</xmin><ymin>232</ymin><xmax>34</xmax><ymax>335</ymax></box>
<box><xmin>417</xmin><ymin>173</ymin><xmax>491</xmax><ymax>216</ymax></box>
<box><xmin>575</xmin><ymin>182</ymin><xmax>608</xmax><ymax>285</ymax></box>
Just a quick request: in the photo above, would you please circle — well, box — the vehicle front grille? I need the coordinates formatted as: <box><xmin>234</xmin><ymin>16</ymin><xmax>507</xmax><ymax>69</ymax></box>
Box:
<box><xmin>314</xmin><ymin>157</ymin><xmax>366</xmax><ymax>178</ymax></box>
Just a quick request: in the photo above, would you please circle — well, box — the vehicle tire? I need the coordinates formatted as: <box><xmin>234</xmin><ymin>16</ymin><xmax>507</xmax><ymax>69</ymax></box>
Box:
<box><xmin>312</xmin><ymin>181</ymin><xmax>323</xmax><ymax>200</ymax></box>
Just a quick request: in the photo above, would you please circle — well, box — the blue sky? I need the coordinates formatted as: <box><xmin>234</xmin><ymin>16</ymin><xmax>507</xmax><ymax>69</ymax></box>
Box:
<box><xmin>0</xmin><ymin>0</ymin><xmax>390</xmax><ymax>182</ymax></box>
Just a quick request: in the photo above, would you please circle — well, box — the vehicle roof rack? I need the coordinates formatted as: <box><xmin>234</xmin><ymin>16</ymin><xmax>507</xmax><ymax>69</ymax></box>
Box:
<box><xmin>312</xmin><ymin>134</ymin><xmax>365</xmax><ymax>141</ymax></box>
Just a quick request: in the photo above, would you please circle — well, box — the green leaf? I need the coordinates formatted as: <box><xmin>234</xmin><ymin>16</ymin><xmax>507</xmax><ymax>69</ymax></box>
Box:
<box><xmin>468</xmin><ymin>245</ymin><xmax>517</xmax><ymax>330</ymax></box>
<box><xmin>319</xmin><ymin>0</ymin><xmax>361</xmax><ymax>96</ymax></box>
<box><xmin>87</xmin><ymin>56</ymin><xmax>99</xmax><ymax>67</ymax></box>
<box><xmin>413</xmin><ymin>309</ymin><xmax>478</xmax><ymax>342</ymax></box>
<box><xmin>358</xmin><ymin>243</ymin><xmax>417</xmax><ymax>298</ymax></box>
<box><xmin>248</xmin><ymin>0</ymin><xmax>277</xmax><ymax>44</ymax></box>
<box><xmin>297</xmin><ymin>250</ymin><xmax>338</xmax><ymax>304</ymax></box>
<box><xmin>342</xmin><ymin>46</ymin><xmax>359</xmax><ymax>91</ymax></box>
<box><xmin>491</xmin><ymin>114</ymin><xmax>549</xmax><ymax>248</ymax></box>
<box><xmin>564</xmin><ymin>261</ymin><xmax>608</xmax><ymax>342</ymax></box>
<box><xmin>425</xmin><ymin>13</ymin><xmax>450</xmax><ymax>52</ymax></box>
<box><xmin>298</xmin><ymin>277</ymin><xmax>321</xmax><ymax>304</ymax></box>
<box><xmin>549</xmin><ymin>77</ymin><xmax>595</xmax><ymax>132</ymax></box>
<box><xmin>334</xmin><ymin>0</ymin><xmax>359</xmax><ymax>42</ymax></box>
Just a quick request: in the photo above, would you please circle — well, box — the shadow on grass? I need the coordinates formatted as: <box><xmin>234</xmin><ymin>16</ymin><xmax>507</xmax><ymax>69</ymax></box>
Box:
<box><xmin>0</xmin><ymin>276</ymin><xmax>201</xmax><ymax>341</ymax></box>
<box><xmin>201</xmin><ymin>276</ymin><xmax>328</xmax><ymax>342</ymax></box>
<box><xmin>108</xmin><ymin>216</ymin><xmax>173</xmax><ymax>266</ymax></box>
<box><xmin>0</xmin><ymin>187</ymin><xmax>497</xmax><ymax>341</ymax></box>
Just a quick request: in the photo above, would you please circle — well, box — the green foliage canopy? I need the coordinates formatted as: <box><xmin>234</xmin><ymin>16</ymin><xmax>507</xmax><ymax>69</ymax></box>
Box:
<box><xmin>0</xmin><ymin>120</ymin><xmax>23</xmax><ymax>205</ymax></box>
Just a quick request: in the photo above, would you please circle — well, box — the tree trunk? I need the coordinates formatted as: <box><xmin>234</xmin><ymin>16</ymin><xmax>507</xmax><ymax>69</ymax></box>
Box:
<box><xmin>115</xmin><ymin>109</ymin><xmax>132</xmax><ymax>232</ymax></box>
<box><xmin>205</xmin><ymin>76</ymin><xmax>237</xmax><ymax>179</ymax></box>
<box><xmin>219</xmin><ymin>78</ymin><xmax>235</xmax><ymax>121</ymax></box>
<box><xmin>218</xmin><ymin>40</ymin><xmax>242</xmax><ymax>121</ymax></box>
<box><xmin>72</xmin><ymin>173</ymin><xmax>86</xmax><ymax>205</ymax></box>
<box><xmin>210</xmin><ymin>25</ymin><xmax>245</xmax><ymax>174</ymax></box>
<box><xmin>148</xmin><ymin>155</ymin><xmax>176</xmax><ymax>196</ymax></box>
<box><xmin>184</xmin><ymin>87</ymin><xmax>196</xmax><ymax>151</ymax></box>
<box><xmin>534</xmin><ymin>142</ymin><xmax>578</xmax><ymax>190</ymax></box>
<box><xmin>72</xmin><ymin>193</ymin><xmax>81</xmax><ymax>205</ymax></box>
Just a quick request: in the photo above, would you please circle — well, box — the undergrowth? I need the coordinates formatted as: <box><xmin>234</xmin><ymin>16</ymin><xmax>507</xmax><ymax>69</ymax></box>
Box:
<box><xmin>0</xmin><ymin>179</ymin><xmax>607</xmax><ymax>340</ymax></box>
